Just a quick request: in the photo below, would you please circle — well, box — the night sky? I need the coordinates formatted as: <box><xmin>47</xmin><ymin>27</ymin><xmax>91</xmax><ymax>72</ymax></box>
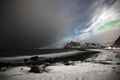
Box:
<box><xmin>0</xmin><ymin>0</ymin><xmax>120</xmax><ymax>49</ymax></box>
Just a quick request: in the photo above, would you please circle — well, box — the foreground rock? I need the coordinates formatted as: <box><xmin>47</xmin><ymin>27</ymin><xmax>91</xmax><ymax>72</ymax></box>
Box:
<box><xmin>29</xmin><ymin>65</ymin><xmax>40</xmax><ymax>73</ymax></box>
<box><xmin>113</xmin><ymin>36</ymin><xmax>120</xmax><ymax>47</ymax></box>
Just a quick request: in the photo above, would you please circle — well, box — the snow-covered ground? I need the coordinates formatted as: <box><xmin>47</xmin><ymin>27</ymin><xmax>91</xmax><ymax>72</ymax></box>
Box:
<box><xmin>86</xmin><ymin>49</ymin><xmax>120</xmax><ymax>64</ymax></box>
<box><xmin>0</xmin><ymin>49</ymin><xmax>120</xmax><ymax>80</ymax></box>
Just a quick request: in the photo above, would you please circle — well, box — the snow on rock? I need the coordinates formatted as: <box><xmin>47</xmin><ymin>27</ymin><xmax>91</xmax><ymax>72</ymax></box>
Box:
<box><xmin>64</xmin><ymin>42</ymin><xmax>104</xmax><ymax>49</ymax></box>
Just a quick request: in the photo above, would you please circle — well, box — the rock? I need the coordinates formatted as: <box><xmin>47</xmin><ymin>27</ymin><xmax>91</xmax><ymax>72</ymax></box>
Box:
<box><xmin>113</xmin><ymin>36</ymin><xmax>120</xmax><ymax>47</ymax></box>
<box><xmin>29</xmin><ymin>65</ymin><xmax>40</xmax><ymax>73</ymax></box>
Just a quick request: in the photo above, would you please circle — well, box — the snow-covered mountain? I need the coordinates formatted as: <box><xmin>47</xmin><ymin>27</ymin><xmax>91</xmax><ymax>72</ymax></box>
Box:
<box><xmin>64</xmin><ymin>42</ymin><xmax>104</xmax><ymax>49</ymax></box>
<box><xmin>81</xmin><ymin>43</ymin><xmax>104</xmax><ymax>49</ymax></box>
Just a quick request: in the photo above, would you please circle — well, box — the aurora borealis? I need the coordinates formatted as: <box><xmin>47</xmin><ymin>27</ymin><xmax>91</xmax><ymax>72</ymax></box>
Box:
<box><xmin>44</xmin><ymin>0</ymin><xmax>120</xmax><ymax>48</ymax></box>
<box><xmin>0</xmin><ymin>0</ymin><xmax>120</xmax><ymax>49</ymax></box>
<box><xmin>98</xmin><ymin>19</ymin><xmax>120</xmax><ymax>31</ymax></box>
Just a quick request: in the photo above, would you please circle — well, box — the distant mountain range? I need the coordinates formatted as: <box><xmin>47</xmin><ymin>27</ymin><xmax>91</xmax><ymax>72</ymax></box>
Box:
<box><xmin>64</xmin><ymin>42</ymin><xmax>104</xmax><ymax>49</ymax></box>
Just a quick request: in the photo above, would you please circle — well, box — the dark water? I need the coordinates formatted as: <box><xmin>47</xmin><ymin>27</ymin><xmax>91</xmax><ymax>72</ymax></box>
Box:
<box><xmin>0</xmin><ymin>49</ymin><xmax>77</xmax><ymax>57</ymax></box>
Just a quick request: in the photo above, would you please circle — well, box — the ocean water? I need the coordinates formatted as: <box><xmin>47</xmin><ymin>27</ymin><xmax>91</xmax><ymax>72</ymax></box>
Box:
<box><xmin>0</xmin><ymin>49</ymin><xmax>76</xmax><ymax>57</ymax></box>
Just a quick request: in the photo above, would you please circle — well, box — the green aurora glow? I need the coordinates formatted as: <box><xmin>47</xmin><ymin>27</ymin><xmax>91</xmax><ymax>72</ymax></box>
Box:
<box><xmin>98</xmin><ymin>19</ymin><xmax>120</xmax><ymax>31</ymax></box>
<box><xmin>62</xmin><ymin>20</ymin><xmax>120</xmax><ymax>42</ymax></box>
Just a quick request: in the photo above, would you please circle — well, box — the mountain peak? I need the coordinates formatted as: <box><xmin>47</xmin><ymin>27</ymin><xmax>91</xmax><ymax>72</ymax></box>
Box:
<box><xmin>113</xmin><ymin>36</ymin><xmax>120</xmax><ymax>46</ymax></box>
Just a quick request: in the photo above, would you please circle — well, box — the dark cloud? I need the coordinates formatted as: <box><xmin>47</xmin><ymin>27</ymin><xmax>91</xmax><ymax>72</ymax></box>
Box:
<box><xmin>103</xmin><ymin>0</ymin><xmax>117</xmax><ymax>6</ymax></box>
<box><xmin>0</xmin><ymin>0</ymin><xmax>73</xmax><ymax>49</ymax></box>
<box><xmin>0</xmin><ymin>0</ymin><xmax>120</xmax><ymax>49</ymax></box>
